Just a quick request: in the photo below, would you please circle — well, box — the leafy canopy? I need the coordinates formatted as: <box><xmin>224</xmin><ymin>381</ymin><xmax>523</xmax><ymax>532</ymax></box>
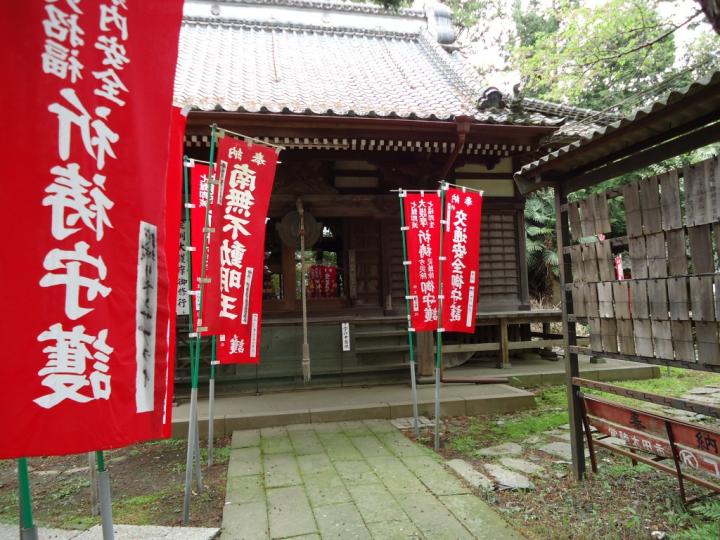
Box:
<box><xmin>512</xmin><ymin>0</ymin><xmax>680</xmax><ymax>110</ymax></box>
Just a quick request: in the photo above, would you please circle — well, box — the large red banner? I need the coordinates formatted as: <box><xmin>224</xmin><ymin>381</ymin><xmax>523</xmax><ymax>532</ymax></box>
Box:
<box><xmin>441</xmin><ymin>188</ymin><xmax>483</xmax><ymax>333</ymax></box>
<box><xmin>0</xmin><ymin>2</ymin><xmax>184</xmax><ymax>458</ymax></box>
<box><xmin>189</xmin><ymin>162</ymin><xmax>214</xmax><ymax>330</ymax></box>
<box><xmin>203</xmin><ymin>136</ymin><xmax>279</xmax><ymax>364</ymax></box>
<box><xmin>403</xmin><ymin>193</ymin><xmax>441</xmax><ymax>332</ymax></box>
<box><xmin>162</xmin><ymin>106</ymin><xmax>186</xmax><ymax>437</ymax></box>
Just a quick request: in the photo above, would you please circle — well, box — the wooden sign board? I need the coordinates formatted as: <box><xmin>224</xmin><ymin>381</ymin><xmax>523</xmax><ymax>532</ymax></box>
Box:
<box><xmin>583</xmin><ymin>395</ymin><xmax>720</xmax><ymax>482</ymax></box>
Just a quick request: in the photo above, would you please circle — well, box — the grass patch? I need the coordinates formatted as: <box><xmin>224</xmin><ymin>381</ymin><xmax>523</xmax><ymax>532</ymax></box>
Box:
<box><xmin>615</xmin><ymin>367</ymin><xmax>720</xmax><ymax>397</ymax></box>
<box><xmin>61</xmin><ymin>514</ymin><xmax>99</xmax><ymax>530</ymax></box>
<box><xmin>199</xmin><ymin>444</ymin><xmax>231</xmax><ymax>464</ymax></box>
<box><xmin>113</xmin><ymin>490</ymin><xmax>170</xmax><ymax>525</ymax></box>
<box><xmin>0</xmin><ymin>491</ymin><xmax>18</xmax><ymax>525</ymax></box>
<box><xmin>446</xmin><ymin>386</ymin><xmax>569</xmax><ymax>455</ymax></box>
<box><xmin>49</xmin><ymin>478</ymin><xmax>90</xmax><ymax>501</ymax></box>
<box><xmin>672</xmin><ymin>500</ymin><xmax>720</xmax><ymax>540</ymax></box>
<box><xmin>605</xmin><ymin>462</ymin><xmax>654</xmax><ymax>478</ymax></box>
<box><xmin>585</xmin><ymin>367</ymin><xmax>720</xmax><ymax>412</ymax></box>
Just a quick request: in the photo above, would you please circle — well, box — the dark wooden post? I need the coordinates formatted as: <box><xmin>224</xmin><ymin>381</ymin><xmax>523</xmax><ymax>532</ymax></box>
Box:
<box><xmin>416</xmin><ymin>331</ymin><xmax>435</xmax><ymax>382</ymax></box>
<box><xmin>554</xmin><ymin>184</ymin><xmax>586</xmax><ymax>480</ymax></box>
<box><xmin>516</xmin><ymin>209</ymin><xmax>530</xmax><ymax>309</ymax></box>
<box><xmin>281</xmin><ymin>243</ymin><xmax>296</xmax><ymax>311</ymax></box>
<box><xmin>499</xmin><ymin>318</ymin><xmax>510</xmax><ymax>368</ymax></box>
<box><xmin>380</xmin><ymin>218</ymin><xmax>394</xmax><ymax>314</ymax></box>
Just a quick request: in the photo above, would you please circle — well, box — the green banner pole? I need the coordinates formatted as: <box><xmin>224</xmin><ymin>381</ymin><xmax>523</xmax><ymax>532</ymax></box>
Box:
<box><xmin>208</xmin><ymin>335</ymin><xmax>216</xmax><ymax>466</ymax></box>
<box><xmin>434</xmin><ymin>182</ymin><xmax>448</xmax><ymax>451</ymax></box>
<box><xmin>397</xmin><ymin>192</ymin><xmax>420</xmax><ymax>438</ymax></box>
<box><xmin>182</xmin><ymin>124</ymin><xmax>216</xmax><ymax>522</ymax></box>
<box><xmin>95</xmin><ymin>451</ymin><xmax>114</xmax><ymax>540</ymax></box>
<box><xmin>17</xmin><ymin>458</ymin><xmax>37</xmax><ymax>540</ymax></box>
<box><xmin>181</xmin><ymin>153</ymin><xmax>197</xmax><ymax>524</ymax></box>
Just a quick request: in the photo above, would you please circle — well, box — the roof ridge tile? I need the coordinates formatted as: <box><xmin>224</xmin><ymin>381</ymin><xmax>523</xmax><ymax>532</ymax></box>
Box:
<box><xmin>182</xmin><ymin>14</ymin><xmax>419</xmax><ymax>39</ymax></box>
<box><xmin>210</xmin><ymin>0</ymin><xmax>425</xmax><ymax>18</ymax></box>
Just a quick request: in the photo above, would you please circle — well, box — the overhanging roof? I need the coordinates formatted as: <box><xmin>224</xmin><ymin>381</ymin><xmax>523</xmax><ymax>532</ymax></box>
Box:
<box><xmin>514</xmin><ymin>71</ymin><xmax>720</xmax><ymax>195</ymax></box>
<box><xmin>174</xmin><ymin>0</ymin><xmax>590</xmax><ymax>132</ymax></box>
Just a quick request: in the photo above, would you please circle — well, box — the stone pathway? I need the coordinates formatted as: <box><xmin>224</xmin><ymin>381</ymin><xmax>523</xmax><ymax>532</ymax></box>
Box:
<box><xmin>440</xmin><ymin>423</ymin><xmax>595</xmax><ymax>491</ymax></box>
<box><xmin>0</xmin><ymin>524</ymin><xmax>219</xmax><ymax>540</ymax></box>
<box><xmin>222</xmin><ymin>420</ymin><xmax>521</xmax><ymax>539</ymax></box>
<box><xmin>448</xmin><ymin>384</ymin><xmax>720</xmax><ymax>492</ymax></box>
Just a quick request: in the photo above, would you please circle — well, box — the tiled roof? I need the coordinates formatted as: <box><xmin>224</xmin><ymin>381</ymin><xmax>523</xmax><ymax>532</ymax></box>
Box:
<box><xmin>518</xmin><ymin>97</ymin><xmax>622</xmax><ymax>125</ymax></box>
<box><xmin>515</xmin><ymin>70</ymin><xmax>720</xmax><ymax>182</ymax></box>
<box><xmin>174</xmin><ymin>0</ymin><xmax>605</xmax><ymax>129</ymax></box>
<box><xmin>175</xmin><ymin>16</ymin><xmax>481</xmax><ymax>120</ymax></box>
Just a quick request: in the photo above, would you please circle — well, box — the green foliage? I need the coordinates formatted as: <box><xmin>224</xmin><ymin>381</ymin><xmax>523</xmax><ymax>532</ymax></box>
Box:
<box><xmin>113</xmin><ymin>491</ymin><xmax>169</xmax><ymax>524</ymax></box>
<box><xmin>366</xmin><ymin>0</ymin><xmax>409</xmax><ymax>9</ymax></box>
<box><xmin>199</xmin><ymin>444</ymin><xmax>231</xmax><ymax>464</ymax></box>
<box><xmin>446</xmin><ymin>385</ymin><xmax>569</xmax><ymax>455</ymax></box>
<box><xmin>672</xmin><ymin>501</ymin><xmax>720</xmax><ymax>540</ymax></box>
<box><xmin>524</xmin><ymin>188</ymin><xmax>558</xmax><ymax>295</ymax></box>
<box><xmin>511</xmin><ymin>0</ymin><xmax>679</xmax><ymax>110</ymax></box>
<box><xmin>512</xmin><ymin>0</ymin><xmax>560</xmax><ymax>48</ymax></box>
<box><xmin>492</xmin><ymin>409</ymin><xmax>569</xmax><ymax>442</ymax></box>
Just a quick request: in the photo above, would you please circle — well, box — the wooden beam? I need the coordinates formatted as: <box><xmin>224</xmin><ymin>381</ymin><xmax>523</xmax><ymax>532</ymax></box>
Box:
<box><xmin>186</xmin><ymin>111</ymin><xmax>556</xmax><ymax>146</ymax></box>
<box><xmin>562</xmin><ymin>121</ymin><xmax>720</xmax><ymax>195</ymax></box>
<box><xmin>561</xmin><ymin>109</ymin><xmax>720</xmax><ymax>182</ymax></box>
<box><xmin>555</xmin><ymin>185</ymin><xmax>586</xmax><ymax>480</ymax></box>
<box><xmin>573</xmin><ymin>378</ymin><xmax>720</xmax><ymax>419</ymax></box>
<box><xmin>519</xmin><ymin>82</ymin><xmax>720</xmax><ymax>183</ymax></box>
<box><xmin>568</xmin><ymin>346</ymin><xmax>720</xmax><ymax>373</ymax></box>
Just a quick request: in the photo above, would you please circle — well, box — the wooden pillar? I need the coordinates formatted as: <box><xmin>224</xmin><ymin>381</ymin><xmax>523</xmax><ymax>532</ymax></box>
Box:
<box><xmin>499</xmin><ymin>318</ymin><xmax>510</xmax><ymax>368</ymax></box>
<box><xmin>281</xmin><ymin>243</ymin><xmax>296</xmax><ymax>311</ymax></box>
<box><xmin>416</xmin><ymin>331</ymin><xmax>435</xmax><ymax>383</ymax></box>
<box><xmin>516</xmin><ymin>209</ymin><xmax>530</xmax><ymax>308</ymax></box>
<box><xmin>554</xmin><ymin>184</ymin><xmax>585</xmax><ymax>480</ymax></box>
<box><xmin>380</xmin><ymin>219</ymin><xmax>393</xmax><ymax>314</ymax></box>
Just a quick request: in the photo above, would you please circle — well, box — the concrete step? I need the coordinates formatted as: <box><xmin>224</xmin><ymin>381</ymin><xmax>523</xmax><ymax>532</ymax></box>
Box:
<box><xmin>354</xmin><ymin>329</ymin><xmax>409</xmax><ymax>338</ymax></box>
<box><xmin>355</xmin><ymin>344</ymin><xmax>410</xmax><ymax>354</ymax></box>
<box><xmin>172</xmin><ymin>383</ymin><xmax>535</xmax><ymax>437</ymax></box>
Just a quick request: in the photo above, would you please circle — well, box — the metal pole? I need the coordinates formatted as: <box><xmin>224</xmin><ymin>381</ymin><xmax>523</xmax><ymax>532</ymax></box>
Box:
<box><xmin>193</xmin><ymin>397</ymin><xmax>203</xmax><ymax>492</ymax></box>
<box><xmin>181</xmin><ymin>160</ymin><xmax>198</xmax><ymax>524</ymax></box>
<box><xmin>297</xmin><ymin>197</ymin><xmax>311</xmax><ymax>383</ymax></box>
<box><xmin>434</xmin><ymin>182</ymin><xmax>448</xmax><ymax>451</ymax></box>
<box><xmin>182</xmin><ymin>124</ymin><xmax>217</xmax><ymax>523</ymax></box>
<box><xmin>182</xmin><ymin>340</ymin><xmax>197</xmax><ymax>523</ymax></box>
<box><xmin>88</xmin><ymin>452</ymin><xmax>99</xmax><ymax>516</ymax></box>
<box><xmin>208</xmin><ymin>335</ymin><xmax>216</xmax><ymax>466</ymax></box>
<box><xmin>17</xmin><ymin>458</ymin><xmax>37</xmax><ymax>540</ymax></box>
<box><xmin>397</xmin><ymin>191</ymin><xmax>420</xmax><ymax>438</ymax></box>
<box><xmin>95</xmin><ymin>451</ymin><xmax>114</xmax><ymax>540</ymax></box>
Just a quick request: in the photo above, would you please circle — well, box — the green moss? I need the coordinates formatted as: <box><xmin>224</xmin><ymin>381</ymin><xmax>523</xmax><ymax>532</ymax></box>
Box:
<box><xmin>112</xmin><ymin>490</ymin><xmax>170</xmax><ymax>525</ymax></box>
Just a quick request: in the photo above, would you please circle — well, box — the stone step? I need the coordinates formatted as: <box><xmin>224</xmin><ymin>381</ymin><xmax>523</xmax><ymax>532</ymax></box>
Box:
<box><xmin>483</xmin><ymin>464</ymin><xmax>534</xmax><ymax>490</ymax></box>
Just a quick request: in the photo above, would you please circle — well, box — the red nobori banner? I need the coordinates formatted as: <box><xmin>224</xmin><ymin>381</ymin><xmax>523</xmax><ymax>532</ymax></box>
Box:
<box><xmin>189</xmin><ymin>162</ymin><xmax>214</xmax><ymax>330</ymax></box>
<box><xmin>403</xmin><ymin>192</ymin><xmax>441</xmax><ymax>332</ymax></box>
<box><xmin>162</xmin><ymin>106</ymin><xmax>187</xmax><ymax>438</ymax></box>
<box><xmin>0</xmin><ymin>2</ymin><xmax>184</xmax><ymax>458</ymax></box>
<box><xmin>441</xmin><ymin>188</ymin><xmax>483</xmax><ymax>333</ymax></box>
<box><xmin>203</xmin><ymin>136</ymin><xmax>279</xmax><ymax>364</ymax></box>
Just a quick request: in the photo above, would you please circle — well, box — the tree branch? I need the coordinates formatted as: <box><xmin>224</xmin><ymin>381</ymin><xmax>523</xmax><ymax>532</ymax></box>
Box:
<box><xmin>579</xmin><ymin>8</ymin><xmax>704</xmax><ymax>68</ymax></box>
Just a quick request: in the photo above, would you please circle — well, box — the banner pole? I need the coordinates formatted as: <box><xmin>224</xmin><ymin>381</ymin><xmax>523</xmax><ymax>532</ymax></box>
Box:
<box><xmin>193</xmin><ymin>400</ymin><xmax>203</xmax><ymax>492</ymax></box>
<box><xmin>297</xmin><ymin>198</ymin><xmax>311</xmax><ymax>383</ymax></box>
<box><xmin>95</xmin><ymin>451</ymin><xmax>114</xmax><ymax>540</ymax></box>
<box><xmin>397</xmin><ymin>192</ymin><xmax>420</xmax><ymax>438</ymax></box>
<box><xmin>182</xmin><ymin>125</ymin><xmax>216</xmax><ymax>522</ymax></box>
<box><xmin>208</xmin><ymin>335</ymin><xmax>216</xmax><ymax>466</ymax></box>
<box><xmin>434</xmin><ymin>182</ymin><xmax>448</xmax><ymax>451</ymax></box>
<box><xmin>181</xmin><ymin>156</ymin><xmax>197</xmax><ymax>524</ymax></box>
<box><xmin>17</xmin><ymin>458</ymin><xmax>37</xmax><ymax>540</ymax></box>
